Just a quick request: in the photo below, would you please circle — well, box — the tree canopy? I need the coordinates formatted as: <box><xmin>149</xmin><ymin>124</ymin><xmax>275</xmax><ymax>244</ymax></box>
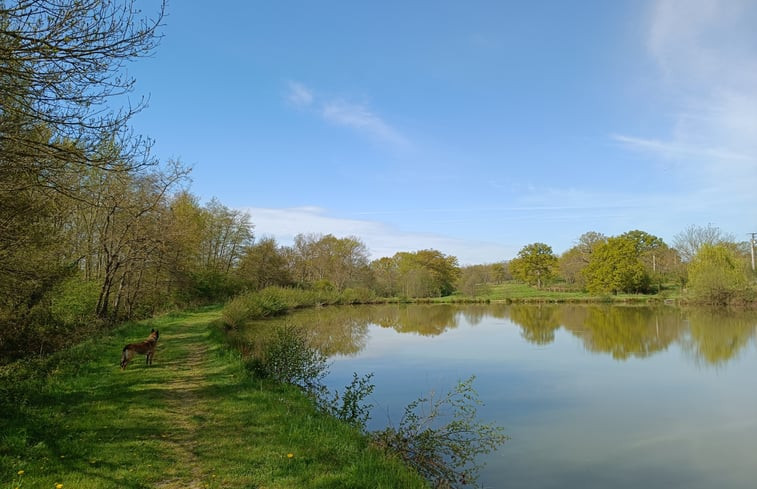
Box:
<box><xmin>510</xmin><ymin>242</ymin><xmax>557</xmax><ymax>289</ymax></box>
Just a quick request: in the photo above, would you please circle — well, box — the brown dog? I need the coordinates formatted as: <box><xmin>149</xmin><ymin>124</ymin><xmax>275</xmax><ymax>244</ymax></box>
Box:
<box><xmin>120</xmin><ymin>328</ymin><xmax>159</xmax><ymax>370</ymax></box>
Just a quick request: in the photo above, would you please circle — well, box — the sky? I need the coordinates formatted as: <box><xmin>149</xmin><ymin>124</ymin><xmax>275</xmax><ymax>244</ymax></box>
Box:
<box><xmin>128</xmin><ymin>0</ymin><xmax>757</xmax><ymax>265</ymax></box>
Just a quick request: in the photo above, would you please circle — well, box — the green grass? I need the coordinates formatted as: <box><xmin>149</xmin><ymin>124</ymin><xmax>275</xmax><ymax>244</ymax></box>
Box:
<box><xmin>435</xmin><ymin>281</ymin><xmax>684</xmax><ymax>303</ymax></box>
<box><xmin>0</xmin><ymin>308</ymin><xmax>427</xmax><ymax>489</ymax></box>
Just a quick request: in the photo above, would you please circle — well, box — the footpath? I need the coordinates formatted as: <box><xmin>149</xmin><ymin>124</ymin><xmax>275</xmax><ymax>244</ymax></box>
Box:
<box><xmin>1</xmin><ymin>309</ymin><xmax>426</xmax><ymax>489</ymax></box>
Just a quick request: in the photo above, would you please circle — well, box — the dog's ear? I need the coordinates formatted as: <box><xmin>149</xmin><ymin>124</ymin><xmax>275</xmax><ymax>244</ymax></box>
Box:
<box><xmin>151</xmin><ymin>328</ymin><xmax>155</xmax><ymax>333</ymax></box>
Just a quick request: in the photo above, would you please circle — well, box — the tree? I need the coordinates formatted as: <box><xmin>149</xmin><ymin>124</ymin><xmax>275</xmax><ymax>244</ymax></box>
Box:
<box><xmin>558</xmin><ymin>232</ymin><xmax>606</xmax><ymax>287</ymax></box>
<box><xmin>0</xmin><ymin>0</ymin><xmax>166</xmax><ymax>183</ymax></box>
<box><xmin>394</xmin><ymin>250</ymin><xmax>460</xmax><ymax>297</ymax></box>
<box><xmin>673</xmin><ymin>224</ymin><xmax>735</xmax><ymax>263</ymax></box>
<box><xmin>237</xmin><ymin>237</ymin><xmax>292</xmax><ymax>290</ymax></box>
<box><xmin>509</xmin><ymin>243</ymin><xmax>557</xmax><ymax>289</ymax></box>
<box><xmin>370</xmin><ymin>257</ymin><xmax>400</xmax><ymax>297</ymax></box>
<box><xmin>558</xmin><ymin>247</ymin><xmax>585</xmax><ymax>286</ymax></box>
<box><xmin>687</xmin><ymin>244</ymin><xmax>748</xmax><ymax>304</ymax></box>
<box><xmin>458</xmin><ymin>265</ymin><xmax>495</xmax><ymax>297</ymax></box>
<box><xmin>286</xmin><ymin>234</ymin><xmax>370</xmax><ymax>291</ymax></box>
<box><xmin>583</xmin><ymin>235</ymin><xmax>650</xmax><ymax>294</ymax></box>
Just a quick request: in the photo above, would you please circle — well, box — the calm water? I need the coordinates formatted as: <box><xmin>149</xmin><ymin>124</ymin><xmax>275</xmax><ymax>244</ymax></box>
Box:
<box><xmin>245</xmin><ymin>304</ymin><xmax>757</xmax><ymax>489</ymax></box>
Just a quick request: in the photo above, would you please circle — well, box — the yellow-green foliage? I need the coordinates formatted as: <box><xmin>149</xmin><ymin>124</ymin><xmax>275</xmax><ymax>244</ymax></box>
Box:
<box><xmin>687</xmin><ymin>244</ymin><xmax>748</xmax><ymax>304</ymax></box>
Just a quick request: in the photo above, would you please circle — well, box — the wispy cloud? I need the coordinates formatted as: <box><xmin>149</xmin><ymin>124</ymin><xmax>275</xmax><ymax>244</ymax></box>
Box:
<box><xmin>242</xmin><ymin>206</ymin><xmax>513</xmax><ymax>264</ymax></box>
<box><xmin>321</xmin><ymin>100</ymin><xmax>409</xmax><ymax>148</ymax></box>
<box><xmin>616</xmin><ymin>0</ymin><xmax>757</xmax><ymax>188</ymax></box>
<box><xmin>283</xmin><ymin>81</ymin><xmax>409</xmax><ymax>149</ymax></box>
<box><xmin>612</xmin><ymin>134</ymin><xmax>750</xmax><ymax>162</ymax></box>
<box><xmin>285</xmin><ymin>81</ymin><xmax>314</xmax><ymax>107</ymax></box>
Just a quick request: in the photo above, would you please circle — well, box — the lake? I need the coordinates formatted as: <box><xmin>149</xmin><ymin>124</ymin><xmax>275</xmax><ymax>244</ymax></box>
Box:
<box><xmin>244</xmin><ymin>304</ymin><xmax>757</xmax><ymax>489</ymax></box>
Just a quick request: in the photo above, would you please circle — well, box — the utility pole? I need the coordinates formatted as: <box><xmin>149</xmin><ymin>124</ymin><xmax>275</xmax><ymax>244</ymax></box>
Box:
<box><xmin>749</xmin><ymin>233</ymin><xmax>757</xmax><ymax>272</ymax></box>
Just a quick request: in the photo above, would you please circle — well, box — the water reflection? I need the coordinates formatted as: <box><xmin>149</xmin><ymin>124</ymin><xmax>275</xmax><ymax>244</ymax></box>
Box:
<box><xmin>683</xmin><ymin>308</ymin><xmax>757</xmax><ymax>365</ymax></box>
<box><xmin>245</xmin><ymin>304</ymin><xmax>757</xmax><ymax>366</ymax></box>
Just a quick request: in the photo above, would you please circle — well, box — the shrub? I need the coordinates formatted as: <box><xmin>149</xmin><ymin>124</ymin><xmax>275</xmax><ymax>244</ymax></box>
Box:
<box><xmin>254</xmin><ymin>323</ymin><xmax>329</xmax><ymax>394</ymax></box>
<box><xmin>50</xmin><ymin>276</ymin><xmax>100</xmax><ymax>327</ymax></box>
<box><xmin>688</xmin><ymin>244</ymin><xmax>748</xmax><ymax>304</ymax></box>
<box><xmin>372</xmin><ymin>376</ymin><xmax>508</xmax><ymax>488</ymax></box>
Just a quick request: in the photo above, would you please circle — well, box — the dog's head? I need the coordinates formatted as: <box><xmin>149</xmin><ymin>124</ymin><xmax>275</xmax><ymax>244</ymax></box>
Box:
<box><xmin>149</xmin><ymin>328</ymin><xmax>160</xmax><ymax>341</ymax></box>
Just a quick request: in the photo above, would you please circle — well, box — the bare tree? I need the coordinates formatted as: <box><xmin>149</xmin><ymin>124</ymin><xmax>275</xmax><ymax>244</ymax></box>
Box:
<box><xmin>0</xmin><ymin>0</ymin><xmax>166</xmax><ymax>185</ymax></box>
<box><xmin>673</xmin><ymin>224</ymin><xmax>735</xmax><ymax>263</ymax></box>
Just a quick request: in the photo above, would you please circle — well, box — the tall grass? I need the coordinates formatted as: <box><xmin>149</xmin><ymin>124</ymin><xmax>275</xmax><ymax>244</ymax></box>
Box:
<box><xmin>221</xmin><ymin>286</ymin><xmax>379</xmax><ymax>328</ymax></box>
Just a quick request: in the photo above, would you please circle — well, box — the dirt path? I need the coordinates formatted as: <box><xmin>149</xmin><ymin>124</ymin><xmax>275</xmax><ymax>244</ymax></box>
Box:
<box><xmin>154</xmin><ymin>327</ymin><xmax>213</xmax><ymax>489</ymax></box>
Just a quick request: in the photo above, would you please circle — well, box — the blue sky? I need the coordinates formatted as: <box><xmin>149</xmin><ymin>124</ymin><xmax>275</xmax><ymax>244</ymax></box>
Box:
<box><xmin>129</xmin><ymin>0</ymin><xmax>757</xmax><ymax>264</ymax></box>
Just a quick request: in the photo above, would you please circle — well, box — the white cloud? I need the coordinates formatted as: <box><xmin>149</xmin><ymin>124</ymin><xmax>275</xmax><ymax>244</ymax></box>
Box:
<box><xmin>283</xmin><ymin>81</ymin><xmax>409</xmax><ymax>149</ymax></box>
<box><xmin>612</xmin><ymin>134</ymin><xmax>749</xmax><ymax>162</ymax></box>
<box><xmin>242</xmin><ymin>206</ymin><xmax>514</xmax><ymax>264</ymax></box>
<box><xmin>285</xmin><ymin>81</ymin><xmax>314</xmax><ymax>107</ymax></box>
<box><xmin>321</xmin><ymin>100</ymin><xmax>409</xmax><ymax>148</ymax></box>
<box><xmin>617</xmin><ymin>0</ymin><xmax>757</xmax><ymax>188</ymax></box>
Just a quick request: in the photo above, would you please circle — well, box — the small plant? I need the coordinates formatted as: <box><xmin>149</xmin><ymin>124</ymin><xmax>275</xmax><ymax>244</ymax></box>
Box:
<box><xmin>319</xmin><ymin>372</ymin><xmax>375</xmax><ymax>430</ymax></box>
<box><xmin>372</xmin><ymin>376</ymin><xmax>508</xmax><ymax>488</ymax></box>
<box><xmin>256</xmin><ymin>323</ymin><xmax>329</xmax><ymax>394</ymax></box>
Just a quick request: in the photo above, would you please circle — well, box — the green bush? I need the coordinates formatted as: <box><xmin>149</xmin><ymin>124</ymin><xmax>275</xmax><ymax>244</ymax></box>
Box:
<box><xmin>254</xmin><ymin>323</ymin><xmax>329</xmax><ymax>394</ymax></box>
<box><xmin>688</xmin><ymin>244</ymin><xmax>748</xmax><ymax>304</ymax></box>
<box><xmin>50</xmin><ymin>277</ymin><xmax>99</xmax><ymax>326</ymax></box>
<box><xmin>373</xmin><ymin>376</ymin><xmax>508</xmax><ymax>488</ymax></box>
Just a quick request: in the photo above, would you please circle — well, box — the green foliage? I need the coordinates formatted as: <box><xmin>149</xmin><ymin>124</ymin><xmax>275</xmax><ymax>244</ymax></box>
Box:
<box><xmin>510</xmin><ymin>242</ymin><xmax>557</xmax><ymax>289</ymax></box>
<box><xmin>457</xmin><ymin>264</ymin><xmax>502</xmax><ymax>297</ymax></box>
<box><xmin>236</xmin><ymin>236</ymin><xmax>292</xmax><ymax>290</ymax></box>
<box><xmin>374</xmin><ymin>249</ymin><xmax>460</xmax><ymax>298</ymax></box>
<box><xmin>221</xmin><ymin>287</ymin><xmax>292</xmax><ymax>328</ymax></box>
<box><xmin>321</xmin><ymin>372</ymin><xmax>376</xmax><ymax>430</ymax></box>
<box><xmin>288</xmin><ymin>233</ymin><xmax>371</xmax><ymax>291</ymax></box>
<box><xmin>246</xmin><ymin>323</ymin><xmax>376</xmax><ymax>430</ymax></box>
<box><xmin>50</xmin><ymin>276</ymin><xmax>100</xmax><ymax>326</ymax></box>
<box><xmin>254</xmin><ymin>324</ymin><xmax>329</xmax><ymax>393</ymax></box>
<box><xmin>0</xmin><ymin>309</ymin><xmax>427</xmax><ymax>489</ymax></box>
<box><xmin>687</xmin><ymin>244</ymin><xmax>748</xmax><ymax>304</ymax></box>
<box><xmin>584</xmin><ymin>235</ymin><xmax>651</xmax><ymax>294</ymax></box>
<box><xmin>373</xmin><ymin>376</ymin><xmax>508</xmax><ymax>488</ymax></box>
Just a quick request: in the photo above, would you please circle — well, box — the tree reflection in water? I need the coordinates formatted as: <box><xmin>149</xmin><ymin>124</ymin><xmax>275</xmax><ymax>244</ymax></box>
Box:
<box><xmin>238</xmin><ymin>303</ymin><xmax>757</xmax><ymax>366</ymax></box>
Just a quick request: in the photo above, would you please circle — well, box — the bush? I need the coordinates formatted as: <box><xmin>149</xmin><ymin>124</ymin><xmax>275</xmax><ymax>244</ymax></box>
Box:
<box><xmin>373</xmin><ymin>376</ymin><xmax>508</xmax><ymax>488</ymax></box>
<box><xmin>50</xmin><ymin>277</ymin><xmax>99</xmax><ymax>327</ymax></box>
<box><xmin>254</xmin><ymin>323</ymin><xmax>329</xmax><ymax>394</ymax></box>
<box><xmin>688</xmin><ymin>244</ymin><xmax>748</xmax><ymax>304</ymax></box>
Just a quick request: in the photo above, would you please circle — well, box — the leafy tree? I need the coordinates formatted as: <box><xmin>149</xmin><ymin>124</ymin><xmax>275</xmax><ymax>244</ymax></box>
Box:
<box><xmin>558</xmin><ymin>232</ymin><xmax>606</xmax><ymax>286</ymax></box>
<box><xmin>583</xmin><ymin>235</ymin><xmax>650</xmax><ymax>294</ymax></box>
<box><xmin>394</xmin><ymin>249</ymin><xmax>460</xmax><ymax>297</ymax></box>
<box><xmin>286</xmin><ymin>234</ymin><xmax>370</xmax><ymax>291</ymax></box>
<box><xmin>236</xmin><ymin>237</ymin><xmax>292</xmax><ymax>290</ymax></box>
<box><xmin>509</xmin><ymin>242</ymin><xmax>557</xmax><ymax>289</ymax></box>
<box><xmin>457</xmin><ymin>265</ymin><xmax>493</xmax><ymax>297</ymax></box>
<box><xmin>370</xmin><ymin>256</ymin><xmax>401</xmax><ymax>297</ymax></box>
<box><xmin>558</xmin><ymin>246</ymin><xmax>586</xmax><ymax>286</ymax></box>
<box><xmin>687</xmin><ymin>244</ymin><xmax>747</xmax><ymax>304</ymax></box>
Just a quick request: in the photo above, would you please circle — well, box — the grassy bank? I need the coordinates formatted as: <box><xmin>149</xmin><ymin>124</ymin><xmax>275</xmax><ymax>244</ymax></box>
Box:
<box><xmin>0</xmin><ymin>308</ymin><xmax>427</xmax><ymax>489</ymax></box>
<box><xmin>436</xmin><ymin>282</ymin><xmax>684</xmax><ymax>304</ymax></box>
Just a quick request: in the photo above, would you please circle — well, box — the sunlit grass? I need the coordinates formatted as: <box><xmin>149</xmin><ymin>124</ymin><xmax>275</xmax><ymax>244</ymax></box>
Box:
<box><xmin>437</xmin><ymin>281</ymin><xmax>684</xmax><ymax>303</ymax></box>
<box><xmin>0</xmin><ymin>308</ymin><xmax>427</xmax><ymax>489</ymax></box>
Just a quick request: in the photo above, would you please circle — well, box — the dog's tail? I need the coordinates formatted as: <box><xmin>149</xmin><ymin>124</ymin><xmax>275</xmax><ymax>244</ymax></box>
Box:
<box><xmin>120</xmin><ymin>345</ymin><xmax>129</xmax><ymax>370</ymax></box>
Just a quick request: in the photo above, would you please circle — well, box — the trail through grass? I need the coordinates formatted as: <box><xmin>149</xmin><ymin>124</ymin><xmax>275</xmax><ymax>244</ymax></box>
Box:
<box><xmin>1</xmin><ymin>308</ymin><xmax>426</xmax><ymax>489</ymax></box>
